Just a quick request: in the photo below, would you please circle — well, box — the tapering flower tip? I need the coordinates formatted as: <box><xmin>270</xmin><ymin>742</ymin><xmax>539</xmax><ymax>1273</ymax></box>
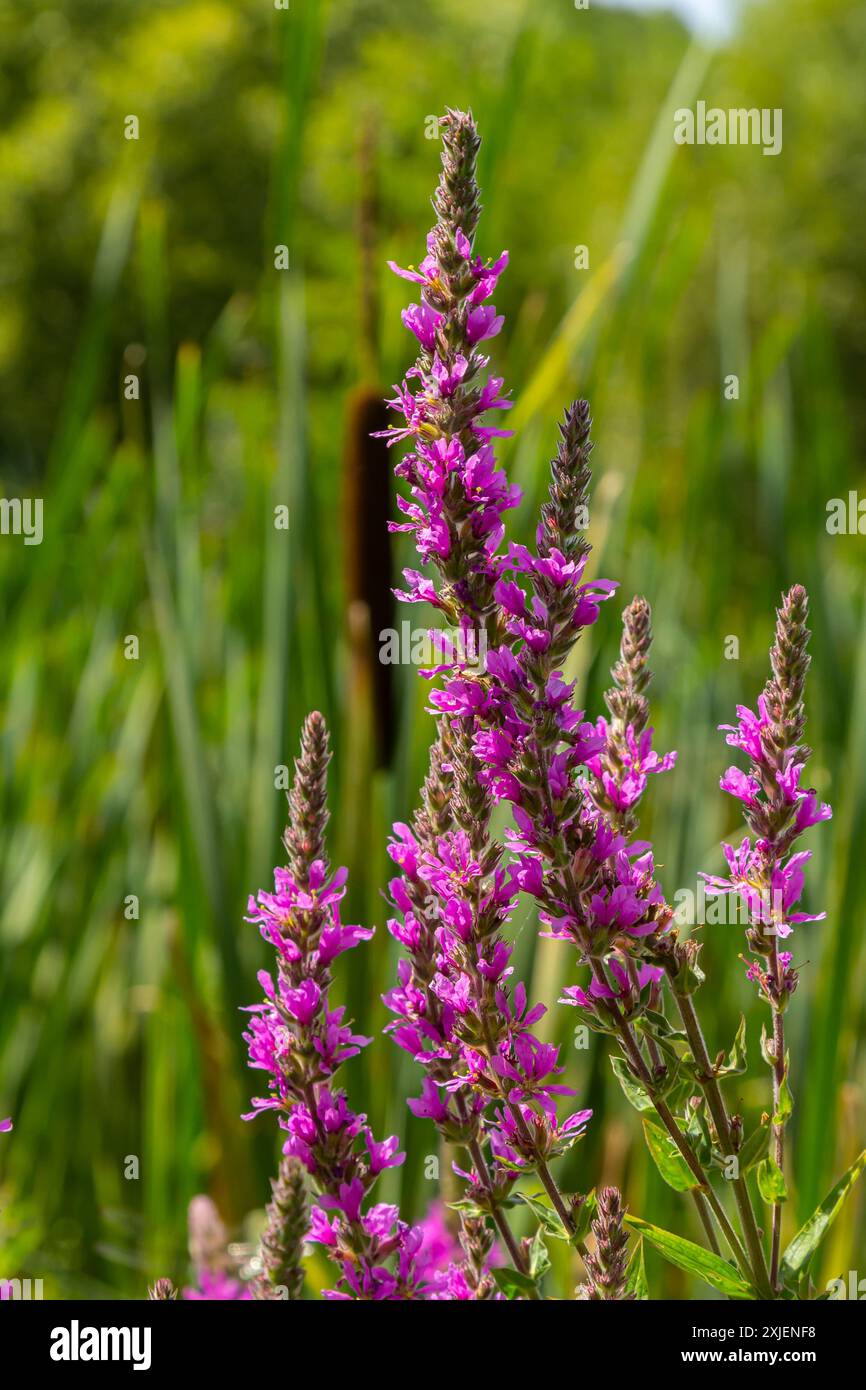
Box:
<box><xmin>284</xmin><ymin>711</ymin><xmax>332</xmax><ymax>880</ymax></box>
<box><xmin>575</xmin><ymin>1185</ymin><xmax>634</xmax><ymax>1301</ymax></box>
<box><xmin>539</xmin><ymin>400</ymin><xmax>593</xmax><ymax>561</ymax></box>
<box><xmin>458</xmin><ymin>1212</ymin><xmax>497</xmax><ymax>1300</ymax></box>
<box><xmin>253</xmin><ymin>1155</ymin><xmax>307</xmax><ymax>1302</ymax></box>
<box><xmin>434</xmin><ymin>108</ymin><xmax>482</xmax><ymax>244</ymax></box>
<box><xmin>148</xmin><ymin>1278</ymin><xmax>177</xmax><ymax>1300</ymax></box>
<box><xmin>607</xmin><ymin>595</ymin><xmax>653</xmax><ymax>731</ymax></box>
<box><xmin>766</xmin><ymin>584</ymin><xmax>811</xmax><ymax>745</ymax></box>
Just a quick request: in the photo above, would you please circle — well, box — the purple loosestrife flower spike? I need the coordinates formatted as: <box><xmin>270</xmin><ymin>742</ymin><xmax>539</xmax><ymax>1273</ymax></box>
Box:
<box><xmin>381</xmin><ymin>108</ymin><xmax>518</xmax><ymax>636</ymax></box>
<box><xmin>575</xmin><ymin>1187</ymin><xmax>634</xmax><ymax>1301</ymax></box>
<box><xmin>706</xmin><ymin>586</ymin><xmax>834</xmax><ymax>1289</ymax></box>
<box><xmin>243</xmin><ymin>713</ymin><xmax>428</xmax><ymax>1299</ymax></box>
<box><xmin>252</xmin><ymin>1154</ymin><xmax>307</xmax><ymax>1301</ymax></box>
<box><xmin>704</xmin><ymin>585</ymin><xmax>831</xmax><ymax>1291</ymax></box>
<box><xmin>452</xmin><ymin>429</ymin><xmax>668</xmax><ymax>1002</ymax></box>
<box><xmin>383</xmin><ymin>119</ymin><xmax>594</xmax><ymax>1267</ymax></box>
<box><xmin>704</xmin><ymin>585</ymin><xmax>831</xmax><ymax>995</ymax></box>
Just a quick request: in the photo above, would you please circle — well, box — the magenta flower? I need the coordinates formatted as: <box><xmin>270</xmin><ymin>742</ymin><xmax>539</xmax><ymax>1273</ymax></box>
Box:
<box><xmin>720</xmin><ymin>765</ymin><xmax>762</xmax><ymax>806</ymax></box>
<box><xmin>183</xmin><ymin>1270</ymin><xmax>250</xmax><ymax>1302</ymax></box>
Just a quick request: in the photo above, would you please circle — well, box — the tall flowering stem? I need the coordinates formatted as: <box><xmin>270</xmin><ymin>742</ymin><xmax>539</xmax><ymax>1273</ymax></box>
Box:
<box><xmin>591</xmin><ymin>604</ymin><xmax>771</xmax><ymax>1291</ymax></box>
<box><xmin>242</xmin><ymin>713</ymin><xmax>428</xmax><ymax>1300</ymax></box>
<box><xmin>702</xmin><ymin>585</ymin><xmax>831</xmax><ymax>1289</ymax></box>
<box><xmin>383</xmin><ymin>113</ymin><xmax>595</xmax><ymax>1275</ymax></box>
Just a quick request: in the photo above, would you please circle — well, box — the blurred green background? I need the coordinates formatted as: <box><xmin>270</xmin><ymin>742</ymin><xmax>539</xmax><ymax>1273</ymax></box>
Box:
<box><xmin>1</xmin><ymin>0</ymin><xmax>864</xmax><ymax>1298</ymax></box>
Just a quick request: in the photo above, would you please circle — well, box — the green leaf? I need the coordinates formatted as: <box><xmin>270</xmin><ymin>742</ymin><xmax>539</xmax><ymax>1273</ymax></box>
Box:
<box><xmin>636</xmin><ymin>1020</ymin><xmax>692</xmax><ymax>1068</ymax></box>
<box><xmin>780</xmin><ymin>1148</ymin><xmax>866</xmax><ymax>1285</ymax></box>
<box><xmin>446</xmin><ymin>1198</ymin><xmax>485</xmax><ymax>1218</ymax></box>
<box><xmin>642</xmin><ymin>1119</ymin><xmax>701</xmax><ymax>1192</ymax></box>
<box><xmin>760</xmin><ymin>1022</ymin><xmax>776</xmax><ymax>1067</ymax></box>
<box><xmin>685</xmin><ymin>1096</ymin><xmax>713</xmax><ymax>1166</ymax></box>
<box><xmin>610</xmin><ymin>1055</ymin><xmax>655</xmax><ymax>1112</ymax></box>
<box><xmin>528</xmin><ymin>1227</ymin><xmax>551</xmax><ymax>1280</ymax></box>
<box><xmin>624</xmin><ymin>1216</ymin><xmax>757</xmax><ymax>1299</ymax></box>
<box><xmin>643</xmin><ymin>1008</ymin><xmax>677</xmax><ymax>1036</ymax></box>
<box><xmin>567</xmin><ymin>1003</ymin><xmax>619</xmax><ymax>1037</ymax></box>
<box><xmin>717</xmin><ymin>1014</ymin><xmax>748</xmax><ymax>1077</ymax></box>
<box><xmin>514</xmin><ymin>1191</ymin><xmax>569</xmax><ymax>1240</ymax></box>
<box><xmin>757</xmin><ymin>1155</ymin><xmax>788</xmax><ymax>1204</ymax></box>
<box><xmin>491</xmin><ymin>1266</ymin><xmax>539</xmax><ymax>1300</ymax></box>
<box><xmin>624</xmin><ymin>1238</ymin><xmax>649</xmax><ymax>1300</ymax></box>
<box><xmin>570</xmin><ymin>1189</ymin><xmax>597</xmax><ymax>1246</ymax></box>
<box><xmin>773</xmin><ymin>1063</ymin><xmax>794</xmax><ymax>1126</ymax></box>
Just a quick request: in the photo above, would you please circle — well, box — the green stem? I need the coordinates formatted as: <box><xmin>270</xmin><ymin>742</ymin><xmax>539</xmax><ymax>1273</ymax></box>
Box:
<box><xmin>768</xmin><ymin>939</ymin><xmax>786</xmax><ymax>1291</ymax></box>
<box><xmin>589</xmin><ymin>958</ymin><xmax>753</xmax><ymax>1284</ymax></box>
<box><xmin>669</xmin><ymin>980</ymin><xmax>774</xmax><ymax>1299</ymax></box>
<box><xmin>467</xmin><ymin>1130</ymin><xmax>534</xmax><ymax>1289</ymax></box>
<box><xmin>455</xmin><ymin>1092</ymin><xmax>530</xmax><ymax>1286</ymax></box>
<box><xmin>505</xmin><ymin>1099</ymin><xmax>589</xmax><ymax>1262</ymax></box>
<box><xmin>691</xmin><ymin>1191</ymin><xmax>722</xmax><ymax>1254</ymax></box>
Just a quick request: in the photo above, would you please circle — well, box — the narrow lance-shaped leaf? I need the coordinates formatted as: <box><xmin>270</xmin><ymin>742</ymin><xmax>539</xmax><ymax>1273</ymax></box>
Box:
<box><xmin>757</xmin><ymin>1155</ymin><xmax>788</xmax><ymax>1206</ymax></box>
<box><xmin>780</xmin><ymin>1148</ymin><xmax>866</xmax><ymax>1286</ymax></box>
<box><xmin>624</xmin><ymin>1216</ymin><xmax>758</xmax><ymax>1300</ymax></box>
<box><xmin>642</xmin><ymin>1119</ymin><xmax>702</xmax><ymax>1193</ymax></box>
<box><xmin>624</xmin><ymin>1238</ymin><xmax>649</xmax><ymax>1300</ymax></box>
<box><xmin>716</xmin><ymin>1014</ymin><xmax>747</xmax><ymax>1078</ymax></box>
<box><xmin>772</xmin><ymin>1059</ymin><xmax>794</xmax><ymax>1126</ymax></box>
<box><xmin>610</xmin><ymin>1055</ymin><xmax>655</xmax><ymax>1113</ymax></box>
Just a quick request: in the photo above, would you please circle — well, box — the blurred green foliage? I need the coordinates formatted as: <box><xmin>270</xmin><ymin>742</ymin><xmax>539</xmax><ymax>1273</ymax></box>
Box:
<box><xmin>0</xmin><ymin>0</ymin><xmax>864</xmax><ymax>1298</ymax></box>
